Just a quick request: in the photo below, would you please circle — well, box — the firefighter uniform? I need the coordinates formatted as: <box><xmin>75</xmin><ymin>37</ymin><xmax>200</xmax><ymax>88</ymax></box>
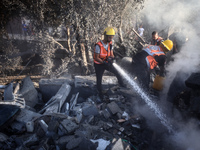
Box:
<box><xmin>151</xmin><ymin>36</ymin><xmax>163</xmax><ymax>46</ymax></box>
<box><xmin>132</xmin><ymin>45</ymin><xmax>166</xmax><ymax>89</ymax></box>
<box><xmin>94</xmin><ymin>41</ymin><xmax>124</xmax><ymax>96</ymax></box>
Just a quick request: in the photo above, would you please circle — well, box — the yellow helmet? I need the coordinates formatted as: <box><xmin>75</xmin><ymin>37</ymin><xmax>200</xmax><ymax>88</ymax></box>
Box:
<box><xmin>161</xmin><ymin>40</ymin><xmax>173</xmax><ymax>51</ymax></box>
<box><xmin>104</xmin><ymin>27</ymin><xmax>115</xmax><ymax>35</ymax></box>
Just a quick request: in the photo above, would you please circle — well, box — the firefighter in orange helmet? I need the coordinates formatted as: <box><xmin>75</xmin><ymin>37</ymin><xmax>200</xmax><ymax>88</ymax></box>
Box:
<box><xmin>151</xmin><ymin>31</ymin><xmax>164</xmax><ymax>46</ymax></box>
<box><xmin>94</xmin><ymin>27</ymin><xmax>125</xmax><ymax>99</ymax></box>
<box><xmin>131</xmin><ymin>40</ymin><xmax>173</xmax><ymax>89</ymax></box>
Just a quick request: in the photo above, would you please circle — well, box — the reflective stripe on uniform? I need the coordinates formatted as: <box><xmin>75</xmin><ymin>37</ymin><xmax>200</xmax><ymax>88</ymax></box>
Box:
<box><xmin>146</xmin><ymin>55</ymin><xmax>158</xmax><ymax>70</ymax></box>
<box><xmin>144</xmin><ymin>45</ymin><xmax>165</xmax><ymax>70</ymax></box>
<box><xmin>143</xmin><ymin>45</ymin><xmax>165</xmax><ymax>56</ymax></box>
<box><xmin>94</xmin><ymin>41</ymin><xmax>112</xmax><ymax>64</ymax></box>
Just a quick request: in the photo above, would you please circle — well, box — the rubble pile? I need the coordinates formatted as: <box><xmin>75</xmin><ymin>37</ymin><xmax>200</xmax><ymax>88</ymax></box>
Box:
<box><xmin>169</xmin><ymin>72</ymin><xmax>200</xmax><ymax>120</ymax></box>
<box><xmin>0</xmin><ymin>75</ymin><xmax>173</xmax><ymax>150</ymax></box>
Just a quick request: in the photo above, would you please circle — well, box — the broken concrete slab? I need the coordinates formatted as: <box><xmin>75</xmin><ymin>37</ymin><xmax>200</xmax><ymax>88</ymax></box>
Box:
<box><xmin>82</xmin><ymin>105</ymin><xmax>99</xmax><ymax>116</ymax></box>
<box><xmin>91</xmin><ymin>139</ymin><xmax>110</xmax><ymax>150</ymax></box>
<box><xmin>43</xmin><ymin>82</ymin><xmax>71</xmax><ymax>114</ymax></box>
<box><xmin>0</xmin><ymin>132</ymin><xmax>9</xmax><ymax>142</ymax></box>
<box><xmin>26</xmin><ymin>121</ymin><xmax>34</xmax><ymax>132</ymax></box>
<box><xmin>59</xmin><ymin>119</ymin><xmax>79</xmax><ymax>134</ymax></box>
<box><xmin>65</xmin><ymin>136</ymin><xmax>97</xmax><ymax>150</ymax></box>
<box><xmin>19</xmin><ymin>76</ymin><xmax>38</xmax><ymax>107</ymax></box>
<box><xmin>74</xmin><ymin>76</ymin><xmax>118</xmax><ymax>99</ymax></box>
<box><xmin>0</xmin><ymin>104</ymin><xmax>21</xmax><ymax>128</ymax></box>
<box><xmin>66</xmin><ymin>136</ymin><xmax>83</xmax><ymax>150</ymax></box>
<box><xmin>3</xmin><ymin>83</ymin><xmax>14</xmax><ymax>100</ymax></box>
<box><xmin>107</xmin><ymin>101</ymin><xmax>122</xmax><ymax>115</ymax></box>
<box><xmin>38</xmin><ymin>120</ymin><xmax>48</xmax><ymax>132</ymax></box>
<box><xmin>39</xmin><ymin>77</ymin><xmax>73</xmax><ymax>102</ymax></box>
<box><xmin>10</xmin><ymin>121</ymin><xmax>25</xmax><ymax>132</ymax></box>
<box><xmin>75</xmin><ymin>75</ymin><xmax>118</xmax><ymax>88</ymax></box>
<box><xmin>56</xmin><ymin>135</ymin><xmax>75</xmax><ymax>149</ymax></box>
<box><xmin>111</xmin><ymin>138</ymin><xmax>125</xmax><ymax>150</ymax></box>
<box><xmin>15</xmin><ymin>108</ymin><xmax>41</xmax><ymax>123</ymax></box>
<box><xmin>70</xmin><ymin>92</ymin><xmax>79</xmax><ymax>110</ymax></box>
<box><xmin>101</xmin><ymin>109</ymin><xmax>111</xmax><ymax>119</ymax></box>
<box><xmin>109</xmin><ymin>138</ymin><xmax>131</xmax><ymax>150</ymax></box>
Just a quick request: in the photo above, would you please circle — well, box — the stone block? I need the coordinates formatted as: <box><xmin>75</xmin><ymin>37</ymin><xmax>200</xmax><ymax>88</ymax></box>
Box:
<box><xmin>74</xmin><ymin>76</ymin><xmax>118</xmax><ymax>88</ymax></box>
<box><xmin>82</xmin><ymin>105</ymin><xmax>99</xmax><ymax>116</ymax></box>
<box><xmin>15</xmin><ymin>108</ymin><xmax>41</xmax><ymax>123</ymax></box>
<box><xmin>111</xmin><ymin>138</ymin><xmax>124</xmax><ymax>150</ymax></box>
<box><xmin>107</xmin><ymin>102</ymin><xmax>122</xmax><ymax>115</ymax></box>
<box><xmin>39</xmin><ymin>77</ymin><xmax>73</xmax><ymax>102</ymax></box>
<box><xmin>19</xmin><ymin>76</ymin><xmax>38</xmax><ymax>107</ymax></box>
<box><xmin>60</xmin><ymin>119</ymin><xmax>79</xmax><ymax>134</ymax></box>
<box><xmin>3</xmin><ymin>83</ymin><xmax>14</xmax><ymax>100</ymax></box>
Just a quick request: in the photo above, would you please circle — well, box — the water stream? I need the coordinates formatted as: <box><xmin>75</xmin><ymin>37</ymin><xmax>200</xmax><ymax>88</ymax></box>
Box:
<box><xmin>113</xmin><ymin>63</ymin><xmax>174</xmax><ymax>133</ymax></box>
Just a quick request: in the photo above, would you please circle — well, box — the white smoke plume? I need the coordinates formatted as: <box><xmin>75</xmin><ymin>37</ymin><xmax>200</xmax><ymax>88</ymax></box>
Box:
<box><xmin>140</xmin><ymin>0</ymin><xmax>200</xmax><ymax>149</ymax></box>
<box><xmin>141</xmin><ymin>0</ymin><xmax>200</xmax><ymax>94</ymax></box>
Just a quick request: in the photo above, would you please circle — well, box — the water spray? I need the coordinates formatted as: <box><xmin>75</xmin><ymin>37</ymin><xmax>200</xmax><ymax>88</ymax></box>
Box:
<box><xmin>113</xmin><ymin>63</ymin><xmax>174</xmax><ymax>133</ymax></box>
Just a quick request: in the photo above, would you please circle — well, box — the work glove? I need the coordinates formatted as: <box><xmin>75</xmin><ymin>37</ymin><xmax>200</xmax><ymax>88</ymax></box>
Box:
<box><xmin>108</xmin><ymin>57</ymin><xmax>114</xmax><ymax>64</ymax></box>
<box><xmin>103</xmin><ymin>61</ymin><xmax>108</xmax><ymax>65</ymax></box>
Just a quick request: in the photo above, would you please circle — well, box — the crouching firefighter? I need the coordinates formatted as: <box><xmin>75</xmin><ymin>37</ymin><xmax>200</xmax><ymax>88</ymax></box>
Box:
<box><xmin>131</xmin><ymin>40</ymin><xmax>173</xmax><ymax>90</ymax></box>
<box><xmin>93</xmin><ymin>27</ymin><xmax>125</xmax><ymax>98</ymax></box>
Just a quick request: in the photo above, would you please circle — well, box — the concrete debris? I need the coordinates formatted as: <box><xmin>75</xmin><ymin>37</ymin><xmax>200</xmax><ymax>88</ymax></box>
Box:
<box><xmin>26</xmin><ymin>121</ymin><xmax>34</xmax><ymax>132</ymax></box>
<box><xmin>19</xmin><ymin>76</ymin><xmax>38</xmax><ymax>107</ymax></box>
<box><xmin>66</xmin><ymin>137</ymin><xmax>96</xmax><ymax>150</ymax></box>
<box><xmin>0</xmin><ymin>133</ymin><xmax>9</xmax><ymax>142</ymax></box>
<box><xmin>43</xmin><ymin>82</ymin><xmax>71</xmax><ymax>114</ymax></box>
<box><xmin>107</xmin><ymin>101</ymin><xmax>122</xmax><ymax>115</ymax></box>
<box><xmin>65</xmin><ymin>136</ymin><xmax>83</xmax><ymax>149</ymax></box>
<box><xmin>101</xmin><ymin>109</ymin><xmax>111</xmax><ymax>119</ymax></box>
<box><xmin>90</xmin><ymin>139</ymin><xmax>111</xmax><ymax>150</ymax></box>
<box><xmin>74</xmin><ymin>76</ymin><xmax>118</xmax><ymax>88</ymax></box>
<box><xmin>15</xmin><ymin>108</ymin><xmax>41</xmax><ymax>123</ymax></box>
<box><xmin>109</xmin><ymin>95</ymin><xmax>125</xmax><ymax>101</ymax></box>
<box><xmin>1</xmin><ymin>74</ymin><xmax>196</xmax><ymax>150</ymax></box>
<box><xmin>3</xmin><ymin>83</ymin><xmax>14</xmax><ymax>100</ymax></box>
<box><xmin>39</xmin><ymin>77</ymin><xmax>73</xmax><ymax>102</ymax></box>
<box><xmin>82</xmin><ymin>104</ymin><xmax>99</xmax><ymax>116</ymax></box>
<box><xmin>122</xmin><ymin>111</ymin><xmax>129</xmax><ymax>120</ymax></box>
<box><xmin>75</xmin><ymin>108</ymin><xmax>83</xmax><ymax>123</ymax></box>
<box><xmin>38</xmin><ymin>120</ymin><xmax>48</xmax><ymax>132</ymax></box>
<box><xmin>59</xmin><ymin>119</ymin><xmax>79</xmax><ymax>134</ymax></box>
<box><xmin>10</xmin><ymin>121</ymin><xmax>25</xmax><ymax>132</ymax></box>
<box><xmin>69</xmin><ymin>92</ymin><xmax>79</xmax><ymax>110</ymax></box>
<box><xmin>111</xmin><ymin>138</ymin><xmax>124</xmax><ymax>150</ymax></box>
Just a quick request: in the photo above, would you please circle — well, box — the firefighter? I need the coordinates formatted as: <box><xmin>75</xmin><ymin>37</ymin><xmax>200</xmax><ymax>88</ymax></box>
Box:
<box><xmin>94</xmin><ymin>27</ymin><xmax>124</xmax><ymax>98</ymax></box>
<box><xmin>131</xmin><ymin>40</ymin><xmax>173</xmax><ymax>90</ymax></box>
<box><xmin>151</xmin><ymin>31</ymin><xmax>164</xmax><ymax>46</ymax></box>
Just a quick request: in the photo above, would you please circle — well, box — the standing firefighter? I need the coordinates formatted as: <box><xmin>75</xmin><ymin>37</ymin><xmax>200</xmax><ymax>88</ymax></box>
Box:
<box><xmin>94</xmin><ymin>27</ymin><xmax>124</xmax><ymax>98</ymax></box>
<box><xmin>132</xmin><ymin>40</ymin><xmax>173</xmax><ymax>90</ymax></box>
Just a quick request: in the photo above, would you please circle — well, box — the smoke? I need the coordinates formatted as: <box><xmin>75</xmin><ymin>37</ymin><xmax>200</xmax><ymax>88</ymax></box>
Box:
<box><xmin>141</xmin><ymin>0</ymin><xmax>200</xmax><ymax>93</ymax></box>
<box><xmin>139</xmin><ymin>0</ymin><xmax>200</xmax><ymax>149</ymax></box>
<box><xmin>170</xmin><ymin>119</ymin><xmax>200</xmax><ymax>150</ymax></box>
<box><xmin>140</xmin><ymin>0</ymin><xmax>200</xmax><ymax>95</ymax></box>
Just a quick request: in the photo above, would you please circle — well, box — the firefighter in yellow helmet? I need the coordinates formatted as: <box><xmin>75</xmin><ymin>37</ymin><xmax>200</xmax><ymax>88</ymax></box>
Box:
<box><xmin>93</xmin><ymin>27</ymin><xmax>125</xmax><ymax>100</ymax></box>
<box><xmin>131</xmin><ymin>39</ymin><xmax>173</xmax><ymax>90</ymax></box>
